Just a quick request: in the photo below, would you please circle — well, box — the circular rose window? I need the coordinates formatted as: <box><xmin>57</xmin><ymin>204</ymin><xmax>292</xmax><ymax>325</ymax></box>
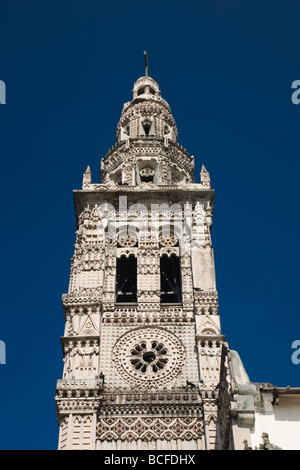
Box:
<box><xmin>130</xmin><ymin>340</ymin><xmax>168</xmax><ymax>374</ymax></box>
<box><xmin>112</xmin><ymin>328</ymin><xmax>185</xmax><ymax>387</ymax></box>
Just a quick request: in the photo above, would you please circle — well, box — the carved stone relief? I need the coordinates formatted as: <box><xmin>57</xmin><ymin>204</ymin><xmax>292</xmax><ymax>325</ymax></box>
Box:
<box><xmin>112</xmin><ymin>328</ymin><xmax>186</xmax><ymax>387</ymax></box>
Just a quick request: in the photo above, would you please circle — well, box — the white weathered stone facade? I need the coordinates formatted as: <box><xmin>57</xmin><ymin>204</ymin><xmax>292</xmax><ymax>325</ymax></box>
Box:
<box><xmin>55</xmin><ymin>63</ymin><xmax>300</xmax><ymax>450</ymax></box>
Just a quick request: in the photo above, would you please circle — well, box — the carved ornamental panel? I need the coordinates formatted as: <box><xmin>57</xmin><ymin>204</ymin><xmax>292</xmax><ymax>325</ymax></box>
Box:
<box><xmin>112</xmin><ymin>327</ymin><xmax>186</xmax><ymax>387</ymax></box>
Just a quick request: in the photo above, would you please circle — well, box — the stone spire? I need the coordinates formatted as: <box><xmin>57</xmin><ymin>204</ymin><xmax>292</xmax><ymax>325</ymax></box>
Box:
<box><xmin>200</xmin><ymin>164</ymin><xmax>211</xmax><ymax>189</ymax></box>
<box><xmin>82</xmin><ymin>165</ymin><xmax>91</xmax><ymax>189</ymax></box>
<box><xmin>100</xmin><ymin>62</ymin><xmax>194</xmax><ymax>187</ymax></box>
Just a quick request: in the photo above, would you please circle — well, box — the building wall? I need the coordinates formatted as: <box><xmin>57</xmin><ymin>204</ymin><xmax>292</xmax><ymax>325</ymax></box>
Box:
<box><xmin>251</xmin><ymin>393</ymin><xmax>300</xmax><ymax>450</ymax></box>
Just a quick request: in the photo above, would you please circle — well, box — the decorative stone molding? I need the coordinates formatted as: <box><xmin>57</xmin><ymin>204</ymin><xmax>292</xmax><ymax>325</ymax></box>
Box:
<box><xmin>100</xmin><ymin>385</ymin><xmax>201</xmax><ymax>405</ymax></box>
<box><xmin>117</xmin><ymin>235</ymin><xmax>138</xmax><ymax>247</ymax></box>
<box><xmin>103</xmin><ymin>305</ymin><xmax>192</xmax><ymax>325</ymax></box>
<box><xmin>62</xmin><ymin>337</ymin><xmax>100</xmax><ymax>380</ymax></box>
<box><xmin>159</xmin><ymin>236</ymin><xmax>178</xmax><ymax>247</ymax></box>
<box><xmin>194</xmin><ymin>290</ymin><xmax>219</xmax><ymax>315</ymax></box>
<box><xmin>96</xmin><ymin>416</ymin><xmax>204</xmax><ymax>442</ymax></box>
<box><xmin>62</xmin><ymin>290</ymin><xmax>102</xmax><ymax>306</ymax></box>
<box><xmin>56</xmin><ymin>379</ymin><xmax>102</xmax><ymax>412</ymax></box>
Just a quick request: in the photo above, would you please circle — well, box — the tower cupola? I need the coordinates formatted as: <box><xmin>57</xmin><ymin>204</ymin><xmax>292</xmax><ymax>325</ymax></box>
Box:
<box><xmin>100</xmin><ymin>52</ymin><xmax>194</xmax><ymax>187</ymax></box>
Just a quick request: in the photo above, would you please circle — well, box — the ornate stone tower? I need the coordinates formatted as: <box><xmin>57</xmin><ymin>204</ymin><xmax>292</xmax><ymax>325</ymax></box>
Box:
<box><xmin>55</xmin><ymin>56</ymin><xmax>253</xmax><ymax>450</ymax></box>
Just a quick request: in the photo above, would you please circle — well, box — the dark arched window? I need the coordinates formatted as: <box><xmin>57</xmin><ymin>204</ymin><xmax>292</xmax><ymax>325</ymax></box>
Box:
<box><xmin>160</xmin><ymin>254</ymin><xmax>182</xmax><ymax>303</ymax></box>
<box><xmin>116</xmin><ymin>255</ymin><xmax>137</xmax><ymax>303</ymax></box>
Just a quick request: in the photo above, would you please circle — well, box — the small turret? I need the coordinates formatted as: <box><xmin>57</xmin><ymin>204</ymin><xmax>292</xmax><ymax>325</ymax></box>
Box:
<box><xmin>82</xmin><ymin>165</ymin><xmax>91</xmax><ymax>189</ymax></box>
<box><xmin>200</xmin><ymin>164</ymin><xmax>211</xmax><ymax>189</ymax></box>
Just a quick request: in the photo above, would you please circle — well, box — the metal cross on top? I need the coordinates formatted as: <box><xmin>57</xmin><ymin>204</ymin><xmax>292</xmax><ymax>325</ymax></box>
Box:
<box><xmin>144</xmin><ymin>51</ymin><xmax>148</xmax><ymax>77</ymax></box>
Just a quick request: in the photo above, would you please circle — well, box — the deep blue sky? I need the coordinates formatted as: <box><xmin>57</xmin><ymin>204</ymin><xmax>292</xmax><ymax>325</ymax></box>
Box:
<box><xmin>0</xmin><ymin>0</ymin><xmax>300</xmax><ymax>450</ymax></box>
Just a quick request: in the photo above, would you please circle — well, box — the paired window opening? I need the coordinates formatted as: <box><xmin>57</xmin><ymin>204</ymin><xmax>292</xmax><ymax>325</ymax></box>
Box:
<box><xmin>115</xmin><ymin>254</ymin><xmax>182</xmax><ymax>304</ymax></box>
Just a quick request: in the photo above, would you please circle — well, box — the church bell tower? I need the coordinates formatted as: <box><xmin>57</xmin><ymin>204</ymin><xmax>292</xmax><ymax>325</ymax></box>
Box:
<box><xmin>55</xmin><ymin>54</ymin><xmax>249</xmax><ymax>450</ymax></box>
